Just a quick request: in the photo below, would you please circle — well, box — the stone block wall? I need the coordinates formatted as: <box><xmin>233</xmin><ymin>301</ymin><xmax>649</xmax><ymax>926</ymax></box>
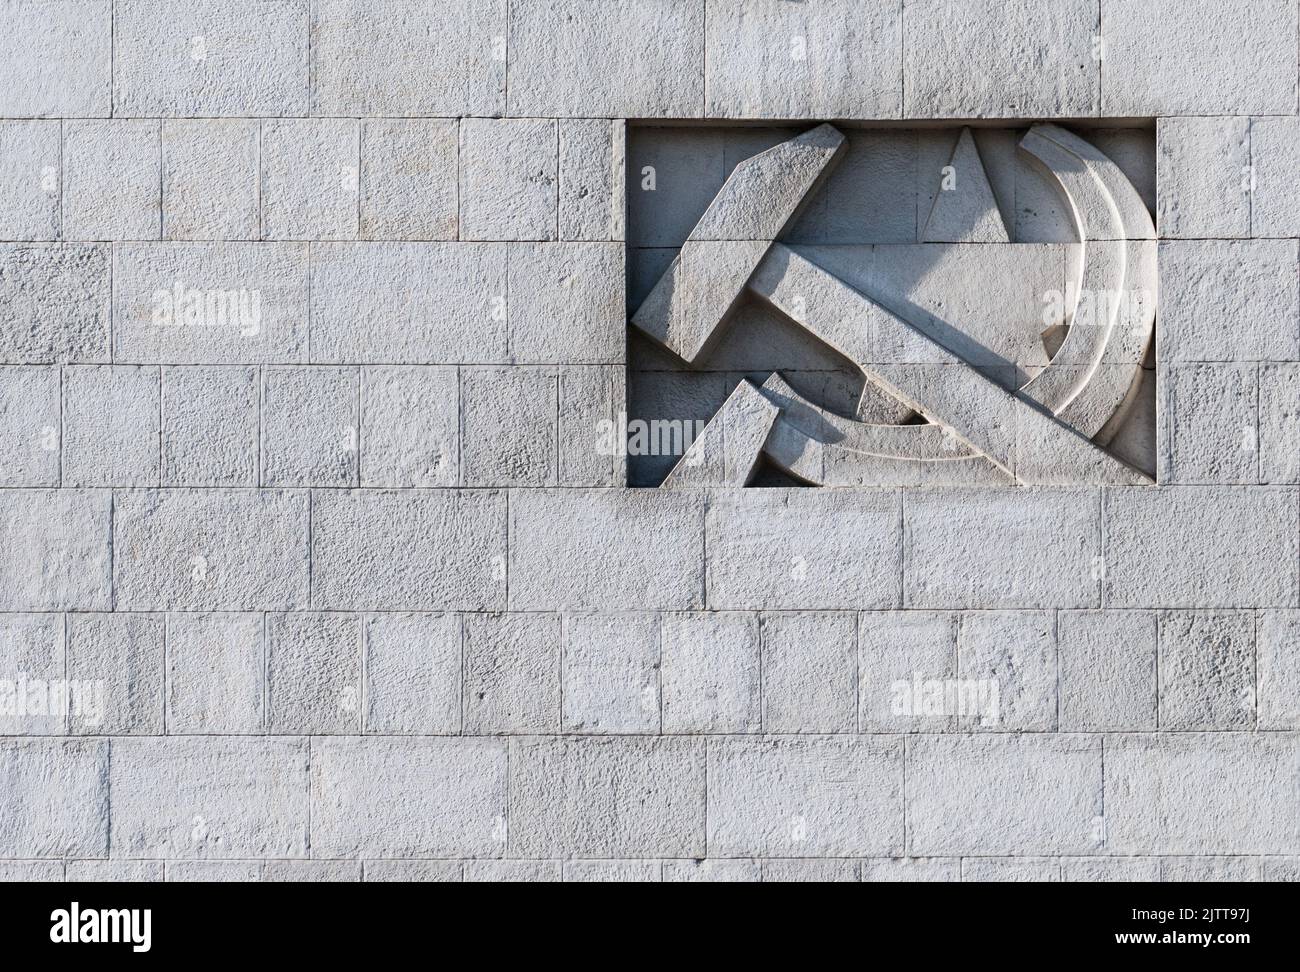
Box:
<box><xmin>0</xmin><ymin>0</ymin><xmax>1298</xmax><ymax>882</ymax></box>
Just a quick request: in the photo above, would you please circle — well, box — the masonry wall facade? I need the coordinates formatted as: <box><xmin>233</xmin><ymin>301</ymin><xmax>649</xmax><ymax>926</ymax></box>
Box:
<box><xmin>0</xmin><ymin>0</ymin><xmax>1298</xmax><ymax>883</ymax></box>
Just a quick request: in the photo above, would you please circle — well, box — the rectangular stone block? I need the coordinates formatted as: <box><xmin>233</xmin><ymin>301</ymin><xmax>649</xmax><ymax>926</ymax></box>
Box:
<box><xmin>113</xmin><ymin>489</ymin><xmax>310</xmax><ymax>611</ymax></box>
<box><xmin>262</xmin><ymin>860</ymin><xmax>360</xmax><ymax>883</ymax></box>
<box><xmin>363</xmin><ymin>613</ymin><xmax>462</xmax><ymax>734</ymax></box>
<box><xmin>762</xmin><ymin>859</ymin><xmax>860</xmax><ymax>883</ymax></box>
<box><xmin>361</xmin><ymin>119</ymin><xmax>458</xmax><ymax>241</ymax></box>
<box><xmin>113</xmin><ymin>242</ymin><xmax>309</xmax><ymax>364</ymax></box>
<box><xmin>63</xmin><ymin>365</ymin><xmax>160</xmax><ymax>487</ymax></box>
<box><xmin>0</xmin><ymin>0</ymin><xmax>111</xmax><ymax>117</ymax></box>
<box><xmin>309</xmin><ymin>243</ymin><xmax>506</xmax><ymax>364</ymax></box>
<box><xmin>162</xmin><ymin>120</ymin><xmax>260</xmax><ymax>241</ymax></box>
<box><xmin>464</xmin><ymin>860</ymin><xmax>560</xmax><ymax>883</ymax></box>
<box><xmin>907</xmin><ymin>735</ymin><xmax>1102</xmax><ymax>855</ymax></box>
<box><xmin>114</xmin><ymin>0</ymin><xmax>309</xmax><ymax>116</ymax></box>
<box><xmin>363</xmin><ymin>860</ymin><xmax>462</xmax><ymax>883</ymax></box>
<box><xmin>359</xmin><ymin>366</ymin><xmax>458</xmax><ymax>487</ymax></box>
<box><xmin>311</xmin><ymin>737</ymin><xmax>507</xmax><ymax>858</ymax></box>
<box><xmin>663</xmin><ymin>859</ymin><xmax>760</xmax><ymax>883</ymax></box>
<box><xmin>165</xmin><ymin>612</ymin><xmax>265</xmax><ymax>734</ymax></box>
<box><xmin>261</xmin><ymin>119</ymin><xmax>359</xmax><ymax>241</ymax></box>
<box><xmin>559</xmin><ymin>120</ymin><xmax>623</xmax><ymax>242</ymax></box>
<box><xmin>463</xmin><ymin>613</ymin><xmax>561</xmax><ymax>734</ymax></box>
<box><xmin>1251</xmin><ymin>117</ymin><xmax>1300</xmax><ymax>238</ymax></box>
<box><xmin>110</xmin><ymin>738</ymin><xmax>309</xmax><ymax>859</ymax></box>
<box><xmin>311</xmin><ymin>0</ymin><xmax>505</xmax><ymax>116</ymax></box>
<box><xmin>1259</xmin><ymin>610</ymin><xmax>1300</xmax><ymax>730</ymax></box>
<box><xmin>0</xmin><ymin>489</ymin><xmax>111</xmax><ymax>611</ymax></box>
<box><xmin>1103</xmin><ymin>487</ymin><xmax>1299</xmax><ymax>608</ymax></box>
<box><xmin>507</xmin><ymin>0</ymin><xmax>703</xmax><ymax>117</ymax></box>
<box><xmin>267</xmin><ymin>612</ymin><xmax>361</xmax><ymax>734</ymax></box>
<box><xmin>962</xmin><ymin>858</ymin><xmax>1061</xmax><ymax>882</ymax></box>
<box><xmin>760</xmin><ymin>612</ymin><xmax>856</xmax><ymax>734</ymax></box>
<box><xmin>1157</xmin><ymin>363</ymin><xmax>1259</xmax><ymax>485</ymax></box>
<box><xmin>905</xmin><ymin>488</ymin><xmax>1101</xmax><ymax>609</ymax></box>
<box><xmin>65</xmin><ymin>860</ymin><xmax>163</xmax><ymax>882</ymax></box>
<box><xmin>508</xmin><ymin>736</ymin><xmax>705</xmax><ymax>858</ymax></box>
<box><xmin>261</xmin><ymin>366</ymin><xmax>359</xmax><ymax>488</ymax></box>
<box><xmin>904</xmin><ymin>0</ymin><xmax>1098</xmax><ymax>117</ymax></box>
<box><xmin>957</xmin><ymin>611</ymin><xmax>1056</xmax><ymax>731</ymax></box>
<box><xmin>0</xmin><ymin>244</ymin><xmax>110</xmax><ymax>364</ymax></box>
<box><xmin>460</xmin><ymin>367</ymin><xmax>557</xmax><ymax>487</ymax></box>
<box><xmin>708</xmin><ymin>736</ymin><xmax>903</xmax><ymax>857</ymax></box>
<box><xmin>858</xmin><ymin>611</ymin><xmax>959</xmax><ymax>732</ymax></box>
<box><xmin>509</xmin><ymin>243</ymin><xmax>624</xmax><ymax>364</ymax></box>
<box><xmin>1058</xmin><ymin>610</ymin><xmax>1157</xmax><ymax>731</ymax></box>
<box><xmin>559</xmin><ymin>366</ymin><xmax>624</xmax><ymax>487</ymax></box>
<box><xmin>1061</xmin><ymin>857</ymin><xmax>1161</xmax><ymax>882</ymax></box>
<box><xmin>1100</xmin><ymin>0</ymin><xmax>1297</xmax><ymax>115</ymax></box>
<box><xmin>562</xmin><ymin>860</ymin><xmax>661</xmax><ymax>883</ymax></box>
<box><xmin>1157</xmin><ymin>240</ymin><xmax>1299</xmax><ymax>362</ymax></box>
<box><xmin>1155</xmin><ymin>117</ymin><xmax>1250</xmax><ymax>239</ymax></box>
<box><xmin>63</xmin><ymin>120</ymin><xmax>161</xmax><ymax>241</ymax></box>
<box><xmin>509</xmin><ymin>490</ymin><xmax>705</xmax><ymax>611</ymax></box>
<box><xmin>161</xmin><ymin>366</ymin><xmax>259</xmax><ymax>486</ymax></box>
<box><xmin>1105</xmin><ymin>733</ymin><xmax>1300</xmax><ymax>854</ymax></box>
<box><xmin>706</xmin><ymin>0</ymin><xmax>901</xmax><ymax>118</ymax></box>
<box><xmin>311</xmin><ymin>489</ymin><xmax>506</xmax><ymax>611</ymax></box>
<box><xmin>661</xmin><ymin>612</ymin><xmax>760</xmax><ymax>733</ymax></box>
<box><xmin>0</xmin><ymin>365</ymin><xmax>60</xmax><ymax>486</ymax></box>
<box><xmin>165</xmin><ymin>861</ymin><xmax>262</xmax><ymax>882</ymax></box>
<box><xmin>0</xmin><ymin>121</ymin><xmax>60</xmax><ymax>240</ymax></box>
<box><xmin>561</xmin><ymin>613</ymin><xmax>660</xmax><ymax>734</ymax></box>
<box><xmin>0</xmin><ymin>739</ymin><xmax>107</xmax><ymax>857</ymax></box>
<box><xmin>0</xmin><ymin>614</ymin><xmax>66</xmax><ymax>734</ymax></box>
<box><xmin>1162</xmin><ymin>856</ymin><xmax>1262</xmax><ymax>882</ymax></box>
<box><xmin>66</xmin><ymin>613</ymin><xmax>164</xmax><ymax>734</ymax></box>
<box><xmin>1158</xmin><ymin>611</ymin><xmax>1255</xmax><ymax>730</ymax></box>
<box><xmin>459</xmin><ymin>118</ymin><xmax>557</xmax><ymax>242</ymax></box>
<box><xmin>707</xmin><ymin>490</ymin><xmax>901</xmax><ymax>610</ymax></box>
<box><xmin>1259</xmin><ymin>363</ymin><xmax>1300</xmax><ymax>484</ymax></box>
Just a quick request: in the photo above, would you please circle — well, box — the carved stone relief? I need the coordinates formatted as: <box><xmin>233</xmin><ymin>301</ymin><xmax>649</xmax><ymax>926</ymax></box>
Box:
<box><xmin>626</xmin><ymin>123</ymin><xmax>1158</xmax><ymax>487</ymax></box>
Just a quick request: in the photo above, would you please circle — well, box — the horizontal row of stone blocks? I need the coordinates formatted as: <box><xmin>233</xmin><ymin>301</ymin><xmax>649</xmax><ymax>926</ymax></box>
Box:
<box><xmin>0</xmin><ymin>364</ymin><xmax>623</xmax><ymax>488</ymax></box>
<box><xmin>0</xmin><ymin>118</ymin><xmax>623</xmax><ymax>243</ymax></box>
<box><xmin>5</xmin><ymin>1</ymin><xmax>1297</xmax><ymax>119</ymax></box>
<box><xmin>1</xmin><ymin>240</ymin><xmax>1297</xmax><ymax>365</ymax></box>
<box><xmin>3</xmin><ymin>733</ymin><xmax>1298</xmax><ymax>859</ymax></box>
<box><xmin>4</xmin><ymin>855</ymin><xmax>1295</xmax><ymax>883</ymax></box>
<box><xmin>1</xmin><ymin>487</ymin><xmax>1296</xmax><ymax>612</ymax></box>
<box><xmin>2</xmin><ymin>608</ymin><xmax>1297</xmax><ymax>736</ymax></box>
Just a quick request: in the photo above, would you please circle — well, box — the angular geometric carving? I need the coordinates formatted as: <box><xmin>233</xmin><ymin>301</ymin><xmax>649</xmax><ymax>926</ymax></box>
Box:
<box><xmin>629</xmin><ymin>122</ymin><xmax>1158</xmax><ymax>487</ymax></box>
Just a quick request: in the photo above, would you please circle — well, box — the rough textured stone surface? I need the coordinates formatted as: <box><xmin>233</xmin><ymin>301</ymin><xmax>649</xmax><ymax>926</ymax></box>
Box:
<box><xmin>1155</xmin><ymin>117</ymin><xmax>1250</xmax><ymax>239</ymax></box>
<box><xmin>1251</xmin><ymin>117</ymin><xmax>1300</xmax><ymax>238</ymax></box>
<box><xmin>1158</xmin><ymin>363</ymin><xmax>1259</xmax><ymax>485</ymax></box>
<box><xmin>0</xmin><ymin>0</ymin><xmax>111</xmax><ymax>117</ymax></box>
<box><xmin>761</xmin><ymin>612</ymin><xmax>856</xmax><ymax>734</ymax></box>
<box><xmin>1103</xmin><ymin>488</ymin><xmax>1299</xmax><ymax>609</ymax></box>
<box><xmin>161</xmin><ymin>366</ymin><xmax>259</xmax><ymax>486</ymax></box>
<box><xmin>110</xmin><ymin>738</ymin><xmax>308</xmax><ymax>858</ymax></box>
<box><xmin>62</xmin><ymin>365</ymin><xmax>160</xmax><ymax>487</ymax></box>
<box><xmin>1100</xmin><ymin>0</ymin><xmax>1298</xmax><ymax>115</ymax></box>
<box><xmin>0</xmin><ymin>490</ymin><xmax>111</xmax><ymax>611</ymax></box>
<box><xmin>707</xmin><ymin>490</ymin><xmax>901</xmax><ymax>610</ymax></box>
<box><xmin>66</xmin><ymin>613</ymin><xmax>164</xmax><ymax>734</ymax></box>
<box><xmin>311</xmin><ymin>490</ymin><xmax>506</xmax><ymax>612</ymax></box>
<box><xmin>510</xmin><ymin>243</ymin><xmax>624</xmax><ymax>364</ymax></box>
<box><xmin>0</xmin><ymin>740</ymin><xmax>107</xmax><ymax>858</ymax></box>
<box><xmin>0</xmin><ymin>121</ymin><xmax>61</xmax><ymax>240</ymax></box>
<box><xmin>261</xmin><ymin>367</ymin><xmax>359</xmax><ymax>487</ymax></box>
<box><xmin>907</xmin><ymin>735</ymin><xmax>1102</xmax><ymax>855</ymax></box>
<box><xmin>559</xmin><ymin>121</ymin><xmax>623</xmax><ymax>242</ymax></box>
<box><xmin>460</xmin><ymin>119</ymin><xmax>557</xmax><ymax>242</ymax></box>
<box><xmin>261</xmin><ymin>120</ymin><xmax>359</xmax><ymax>241</ymax></box>
<box><xmin>905</xmin><ymin>488</ymin><xmax>1101</xmax><ymax>609</ymax></box>
<box><xmin>0</xmin><ymin>244</ymin><xmax>111</xmax><ymax>364</ymax></box>
<box><xmin>0</xmin><ymin>614</ymin><xmax>66</xmax><ymax>734</ymax></box>
<box><xmin>266</xmin><ymin>613</ymin><xmax>361</xmax><ymax>734</ymax></box>
<box><xmin>63</xmin><ymin>120</ymin><xmax>160</xmax><ymax>241</ymax></box>
<box><xmin>166</xmin><ymin>613</ymin><xmax>265</xmax><ymax>734</ymax></box>
<box><xmin>461</xmin><ymin>367</ymin><xmax>557</xmax><ymax>487</ymax></box>
<box><xmin>463</xmin><ymin>613</ymin><xmax>561</xmax><ymax>734</ymax></box>
<box><xmin>957</xmin><ymin>611</ymin><xmax>1057</xmax><ymax>731</ymax></box>
<box><xmin>359</xmin><ymin>367</ymin><xmax>459</xmax><ymax>488</ymax></box>
<box><xmin>363</xmin><ymin>613</ymin><xmax>462</xmax><ymax>735</ymax></box>
<box><xmin>660</xmin><ymin>612</ymin><xmax>760</xmax><ymax>733</ymax></box>
<box><xmin>114</xmin><ymin>0</ymin><xmax>309</xmax><ymax>116</ymax></box>
<box><xmin>1058</xmin><ymin>611</ymin><xmax>1157</xmax><ymax>731</ymax></box>
<box><xmin>1158</xmin><ymin>611</ymin><xmax>1255</xmax><ymax>730</ymax></box>
<box><xmin>312</xmin><ymin>737</ymin><xmax>507</xmax><ymax>858</ymax></box>
<box><xmin>1259</xmin><ymin>363</ymin><xmax>1300</xmax><ymax>484</ymax></box>
<box><xmin>859</xmin><ymin>611</ymin><xmax>959</xmax><ymax>732</ymax></box>
<box><xmin>1259</xmin><ymin>611</ymin><xmax>1300</xmax><ymax>730</ymax></box>
<box><xmin>562</xmin><ymin>613</ymin><xmax>661</xmax><ymax>734</ymax></box>
<box><xmin>708</xmin><ymin>736</ymin><xmax>903</xmax><ymax>857</ymax></box>
<box><xmin>162</xmin><ymin>120</ymin><xmax>260</xmax><ymax>241</ymax></box>
<box><xmin>1106</xmin><ymin>733</ymin><xmax>1300</xmax><ymax>854</ymax></box>
<box><xmin>113</xmin><ymin>490</ymin><xmax>310</xmax><ymax>611</ymax></box>
<box><xmin>0</xmin><ymin>366</ymin><xmax>60</xmax><ymax>486</ymax></box>
<box><xmin>361</xmin><ymin>120</ymin><xmax>459</xmax><ymax>241</ymax></box>
<box><xmin>507</xmin><ymin>736</ymin><xmax>705</xmax><ymax>858</ymax></box>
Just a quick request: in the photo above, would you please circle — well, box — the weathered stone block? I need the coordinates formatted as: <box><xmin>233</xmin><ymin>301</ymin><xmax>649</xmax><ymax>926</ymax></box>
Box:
<box><xmin>460</xmin><ymin>118</ymin><xmax>557</xmax><ymax>242</ymax></box>
<box><xmin>66</xmin><ymin>613</ymin><xmax>164</xmax><ymax>734</ymax></box>
<box><xmin>661</xmin><ymin>612</ymin><xmax>760</xmax><ymax>733</ymax></box>
<box><xmin>0</xmin><ymin>739</ymin><xmax>107</xmax><ymax>857</ymax></box>
<box><xmin>0</xmin><ymin>244</ymin><xmax>110</xmax><ymax>364</ymax></box>
<box><xmin>0</xmin><ymin>121</ymin><xmax>60</xmax><ymax>240</ymax></box>
<box><xmin>63</xmin><ymin>365</ymin><xmax>160</xmax><ymax>487</ymax></box>
<box><xmin>957</xmin><ymin>611</ymin><xmax>1057</xmax><ymax>731</ymax></box>
<box><xmin>261</xmin><ymin>119</ymin><xmax>359</xmax><ymax>241</ymax></box>
<box><xmin>310</xmin><ymin>489</ymin><xmax>506</xmax><ymax>611</ymax></box>
<box><xmin>1259</xmin><ymin>363</ymin><xmax>1300</xmax><ymax>484</ymax></box>
<box><xmin>113</xmin><ymin>489</ymin><xmax>310</xmax><ymax>611</ymax></box>
<box><xmin>63</xmin><ymin>120</ymin><xmax>160</xmax><ymax>241</ymax></box>
<box><xmin>0</xmin><ymin>0</ymin><xmax>111</xmax><ymax>117</ymax></box>
<box><xmin>509</xmin><ymin>490</ymin><xmax>705</xmax><ymax>611</ymax></box>
<box><xmin>361</xmin><ymin>119</ymin><xmax>458</xmax><ymax>241</ymax></box>
<box><xmin>708</xmin><ymin>736</ymin><xmax>903</xmax><ymax>857</ymax></box>
<box><xmin>161</xmin><ymin>366</ymin><xmax>259</xmax><ymax>486</ymax></box>
<box><xmin>1158</xmin><ymin>611</ymin><xmax>1255</xmax><ymax>730</ymax></box>
<box><xmin>508</xmin><ymin>735</ymin><xmax>705</xmax><ymax>858</ymax></box>
<box><xmin>463</xmin><ymin>613</ymin><xmax>561</xmax><ymax>734</ymax></box>
<box><xmin>267</xmin><ymin>612</ymin><xmax>361</xmax><ymax>734</ymax></box>
<box><xmin>509</xmin><ymin>243</ymin><xmax>624</xmax><ymax>364</ymax></box>
<box><xmin>559</xmin><ymin>120</ymin><xmax>624</xmax><ymax>241</ymax></box>
<box><xmin>359</xmin><ymin>366</ymin><xmax>458</xmax><ymax>488</ymax></box>
<box><xmin>363</xmin><ymin>614</ymin><xmax>462</xmax><ymax>734</ymax></box>
<box><xmin>0</xmin><ymin>366</ymin><xmax>60</xmax><ymax>486</ymax></box>
<box><xmin>1155</xmin><ymin>117</ymin><xmax>1250</xmax><ymax>239</ymax></box>
<box><xmin>311</xmin><ymin>737</ymin><xmax>507</xmax><ymax>858</ymax></box>
<box><xmin>1058</xmin><ymin>610</ymin><xmax>1157</xmax><ymax>731</ymax></box>
<box><xmin>0</xmin><ymin>613</ymin><xmax>65</xmax><ymax>734</ymax></box>
<box><xmin>561</xmin><ymin>613</ymin><xmax>660</xmax><ymax>734</ymax></box>
<box><xmin>162</xmin><ymin>120</ymin><xmax>260</xmax><ymax>241</ymax></box>
<box><xmin>760</xmin><ymin>612</ymin><xmax>856</xmax><ymax>733</ymax></box>
<box><xmin>261</xmin><ymin>366</ymin><xmax>358</xmax><ymax>488</ymax></box>
<box><xmin>165</xmin><ymin>612</ymin><xmax>265</xmax><ymax>734</ymax></box>
<box><xmin>1158</xmin><ymin>363</ymin><xmax>1259</xmax><ymax>485</ymax></box>
<box><xmin>461</xmin><ymin>367</ymin><xmax>557</xmax><ymax>487</ymax></box>
<box><xmin>0</xmin><ymin>489</ymin><xmax>111</xmax><ymax>611</ymax></box>
<box><xmin>858</xmin><ymin>611</ymin><xmax>959</xmax><ymax>732</ymax></box>
<box><xmin>1259</xmin><ymin>610</ymin><xmax>1300</xmax><ymax>730</ymax></box>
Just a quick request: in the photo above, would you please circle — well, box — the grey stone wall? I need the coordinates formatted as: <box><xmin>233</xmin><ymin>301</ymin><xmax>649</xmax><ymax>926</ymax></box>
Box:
<box><xmin>0</xmin><ymin>0</ymin><xmax>1298</xmax><ymax>883</ymax></box>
